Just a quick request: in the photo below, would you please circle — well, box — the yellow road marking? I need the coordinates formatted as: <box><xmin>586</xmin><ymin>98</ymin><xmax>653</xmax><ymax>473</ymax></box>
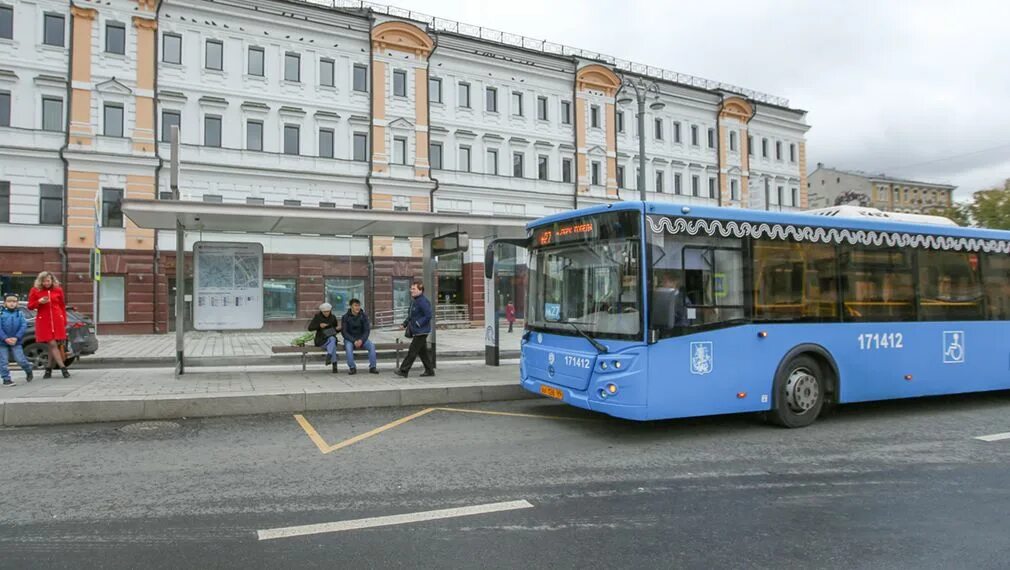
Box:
<box><xmin>295</xmin><ymin>406</ymin><xmax>594</xmax><ymax>455</ymax></box>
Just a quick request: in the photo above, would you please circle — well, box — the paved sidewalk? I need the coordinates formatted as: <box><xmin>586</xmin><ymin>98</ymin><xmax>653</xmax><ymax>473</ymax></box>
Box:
<box><xmin>0</xmin><ymin>360</ymin><xmax>529</xmax><ymax>427</ymax></box>
<box><xmin>89</xmin><ymin>326</ymin><xmax>523</xmax><ymax>363</ymax></box>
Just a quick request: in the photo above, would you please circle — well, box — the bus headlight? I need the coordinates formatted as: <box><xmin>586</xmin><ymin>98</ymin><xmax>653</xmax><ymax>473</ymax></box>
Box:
<box><xmin>606</xmin><ymin>383</ymin><xmax>618</xmax><ymax>395</ymax></box>
<box><xmin>614</xmin><ymin>361</ymin><xmax>622</xmax><ymax>369</ymax></box>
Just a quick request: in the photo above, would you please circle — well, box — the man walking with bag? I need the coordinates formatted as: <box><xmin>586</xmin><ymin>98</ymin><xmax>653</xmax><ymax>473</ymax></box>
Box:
<box><xmin>395</xmin><ymin>281</ymin><xmax>434</xmax><ymax>378</ymax></box>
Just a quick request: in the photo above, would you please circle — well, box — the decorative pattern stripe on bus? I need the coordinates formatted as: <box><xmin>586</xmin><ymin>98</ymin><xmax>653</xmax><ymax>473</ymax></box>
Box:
<box><xmin>647</xmin><ymin>216</ymin><xmax>1010</xmax><ymax>254</ymax></box>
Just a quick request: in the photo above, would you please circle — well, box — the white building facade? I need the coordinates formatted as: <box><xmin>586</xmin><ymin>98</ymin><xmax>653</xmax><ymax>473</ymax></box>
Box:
<box><xmin>0</xmin><ymin>0</ymin><xmax>810</xmax><ymax>333</ymax></box>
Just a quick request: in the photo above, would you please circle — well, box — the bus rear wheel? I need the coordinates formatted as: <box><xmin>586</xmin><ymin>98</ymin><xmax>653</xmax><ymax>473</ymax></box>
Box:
<box><xmin>769</xmin><ymin>355</ymin><xmax>825</xmax><ymax>428</ymax></box>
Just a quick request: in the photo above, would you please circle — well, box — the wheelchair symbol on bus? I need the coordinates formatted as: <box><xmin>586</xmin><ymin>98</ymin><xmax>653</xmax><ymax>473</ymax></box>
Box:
<box><xmin>690</xmin><ymin>341</ymin><xmax>714</xmax><ymax>375</ymax></box>
<box><xmin>943</xmin><ymin>331</ymin><xmax>965</xmax><ymax>364</ymax></box>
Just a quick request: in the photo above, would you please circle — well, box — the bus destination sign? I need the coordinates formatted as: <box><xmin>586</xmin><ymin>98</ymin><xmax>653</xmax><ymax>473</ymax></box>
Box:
<box><xmin>534</xmin><ymin>221</ymin><xmax>594</xmax><ymax>247</ymax></box>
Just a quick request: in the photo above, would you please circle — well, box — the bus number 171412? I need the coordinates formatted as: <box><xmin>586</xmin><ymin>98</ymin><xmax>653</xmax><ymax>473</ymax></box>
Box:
<box><xmin>858</xmin><ymin>333</ymin><xmax>904</xmax><ymax>350</ymax></box>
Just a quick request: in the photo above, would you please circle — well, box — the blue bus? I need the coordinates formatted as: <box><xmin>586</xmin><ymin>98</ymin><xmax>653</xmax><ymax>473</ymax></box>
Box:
<box><xmin>487</xmin><ymin>201</ymin><xmax>1010</xmax><ymax>427</ymax></box>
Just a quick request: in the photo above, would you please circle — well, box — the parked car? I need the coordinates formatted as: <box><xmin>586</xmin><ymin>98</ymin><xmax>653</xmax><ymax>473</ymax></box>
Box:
<box><xmin>6</xmin><ymin>303</ymin><xmax>99</xmax><ymax>369</ymax></box>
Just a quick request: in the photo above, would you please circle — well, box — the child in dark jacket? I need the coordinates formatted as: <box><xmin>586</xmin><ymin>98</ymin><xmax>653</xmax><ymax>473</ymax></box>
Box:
<box><xmin>0</xmin><ymin>295</ymin><xmax>33</xmax><ymax>386</ymax></box>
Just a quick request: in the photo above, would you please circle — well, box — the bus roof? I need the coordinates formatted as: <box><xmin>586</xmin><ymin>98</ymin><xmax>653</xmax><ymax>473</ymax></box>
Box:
<box><xmin>529</xmin><ymin>201</ymin><xmax>1010</xmax><ymax>243</ymax></box>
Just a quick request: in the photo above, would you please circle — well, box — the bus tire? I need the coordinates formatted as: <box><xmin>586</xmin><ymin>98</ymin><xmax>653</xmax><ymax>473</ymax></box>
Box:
<box><xmin>769</xmin><ymin>354</ymin><xmax>825</xmax><ymax>428</ymax></box>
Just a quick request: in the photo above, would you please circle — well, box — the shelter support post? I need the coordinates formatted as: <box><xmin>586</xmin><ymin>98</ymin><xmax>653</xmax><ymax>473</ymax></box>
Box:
<box><xmin>171</xmin><ymin>125</ymin><xmax>185</xmax><ymax>376</ymax></box>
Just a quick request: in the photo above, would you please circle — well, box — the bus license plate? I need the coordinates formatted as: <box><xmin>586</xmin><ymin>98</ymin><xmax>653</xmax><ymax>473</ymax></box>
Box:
<box><xmin>540</xmin><ymin>385</ymin><xmax>564</xmax><ymax>400</ymax></box>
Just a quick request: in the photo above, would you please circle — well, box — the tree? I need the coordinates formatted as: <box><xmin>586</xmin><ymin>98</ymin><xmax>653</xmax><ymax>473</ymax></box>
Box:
<box><xmin>926</xmin><ymin>203</ymin><xmax>972</xmax><ymax>226</ymax></box>
<box><xmin>967</xmin><ymin>179</ymin><xmax>1010</xmax><ymax>229</ymax></box>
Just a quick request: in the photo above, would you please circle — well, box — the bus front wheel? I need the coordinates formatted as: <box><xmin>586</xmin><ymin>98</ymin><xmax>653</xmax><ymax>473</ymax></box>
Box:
<box><xmin>769</xmin><ymin>355</ymin><xmax>825</xmax><ymax>428</ymax></box>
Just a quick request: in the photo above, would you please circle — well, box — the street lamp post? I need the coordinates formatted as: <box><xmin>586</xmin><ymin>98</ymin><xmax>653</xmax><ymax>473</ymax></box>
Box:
<box><xmin>617</xmin><ymin>77</ymin><xmax>665</xmax><ymax>202</ymax></box>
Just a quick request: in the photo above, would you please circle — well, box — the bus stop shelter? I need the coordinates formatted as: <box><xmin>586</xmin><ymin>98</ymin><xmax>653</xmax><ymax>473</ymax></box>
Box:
<box><xmin>121</xmin><ymin>198</ymin><xmax>532</xmax><ymax>375</ymax></box>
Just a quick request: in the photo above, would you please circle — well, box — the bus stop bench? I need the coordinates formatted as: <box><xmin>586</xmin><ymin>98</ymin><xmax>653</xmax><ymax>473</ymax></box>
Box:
<box><xmin>272</xmin><ymin>340</ymin><xmax>403</xmax><ymax>371</ymax></box>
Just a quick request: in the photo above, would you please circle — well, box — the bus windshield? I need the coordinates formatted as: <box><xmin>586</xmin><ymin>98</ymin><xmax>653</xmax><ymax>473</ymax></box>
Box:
<box><xmin>527</xmin><ymin>211</ymin><xmax>641</xmax><ymax>340</ymax></box>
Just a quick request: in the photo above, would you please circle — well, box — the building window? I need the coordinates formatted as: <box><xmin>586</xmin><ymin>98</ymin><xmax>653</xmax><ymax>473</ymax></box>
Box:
<box><xmin>789</xmin><ymin>143</ymin><xmax>796</xmax><ymax>162</ymax></box>
<box><xmin>353</xmin><ymin>64</ymin><xmax>368</xmax><ymax>92</ymax></box>
<box><xmin>353</xmin><ymin>132</ymin><xmax>368</xmax><ymax>161</ymax></box>
<box><xmin>99</xmin><ymin>276</ymin><xmax>125</xmax><ymax>323</ymax></box>
<box><xmin>42</xmin><ymin>97</ymin><xmax>63</xmax><ymax>132</ymax></box>
<box><xmin>655</xmin><ymin>171</ymin><xmax>664</xmax><ymax>193</ymax></box>
<box><xmin>674</xmin><ymin>173</ymin><xmax>682</xmax><ymax>195</ymax></box>
<box><xmin>537</xmin><ymin>96</ymin><xmax>548</xmax><ymax>121</ymax></box>
<box><xmin>105</xmin><ymin>22</ymin><xmax>126</xmax><ymax>54</ymax></box>
<box><xmin>263</xmin><ymin>278</ymin><xmax>297</xmax><ymax>320</ymax></box>
<box><xmin>776</xmin><ymin>141</ymin><xmax>783</xmax><ymax>161</ymax></box>
<box><xmin>393</xmin><ymin>69</ymin><xmax>407</xmax><ymax>97</ymax></box>
<box><xmin>616</xmin><ymin>165</ymin><xmax>625</xmax><ymax>188</ymax></box>
<box><xmin>616</xmin><ymin>111</ymin><xmax>624</xmax><ymax>133</ymax></box>
<box><xmin>512</xmin><ymin>92</ymin><xmax>523</xmax><ymax>116</ymax></box>
<box><xmin>691</xmin><ymin>175</ymin><xmax>700</xmax><ymax>197</ymax></box>
<box><xmin>761</xmin><ymin>138</ymin><xmax>769</xmax><ymax>158</ymax></box>
<box><xmin>203</xmin><ymin>194</ymin><xmax>223</xmax><ymax>203</ymax></box>
<box><xmin>591</xmin><ymin>162</ymin><xmax>601</xmax><ymax>186</ymax></box>
<box><xmin>673</xmin><ymin>121</ymin><xmax>681</xmax><ymax>143</ymax></box>
<box><xmin>561</xmin><ymin>101</ymin><xmax>572</xmax><ymax>125</ymax></box>
<box><xmin>430</xmin><ymin>142</ymin><xmax>443</xmax><ymax>169</ymax></box>
<box><xmin>248</xmin><ymin>46</ymin><xmax>264</xmax><ymax>76</ymax></box>
<box><xmin>729</xmin><ymin>131</ymin><xmax>738</xmax><ymax>152</ymax></box>
<box><xmin>429</xmin><ymin>77</ymin><xmax>442</xmax><ymax>103</ymax></box>
<box><xmin>791</xmin><ymin>187</ymin><xmax>799</xmax><ymax>206</ymax></box>
<box><xmin>247</xmin><ymin>197</ymin><xmax>265</xmax><ymax>205</ymax></box>
<box><xmin>708</xmin><ymin>177</ymin><xmax>717</xmax><ymax>198</ymax></box>
<box><xmin>321</xmin><ymin>202</ymin><xmax>338</xmax><ymax>208</ymax></box>
<box><xmin>325</xmin><ymin>278</ymin><xmax>366</xmax><ymax>313</ymax></box>
<box><xmin>246</xmin><ymin>120</ymin><xmax>263</xmax><ymax>151</ymax></box>
<box><xmin>458</xmin><ymin>82</ymin><xmax>471</xmax><ymax>108</ymax></box>
<box><xmin>776</xmin><ymin>185</ymin><xmax>785</xmax><ymax>205</ymax></box>
<box><xmin>590</xmin><ymin>105</ymin><xmax>600</xmax><ymax>128</ymax></box>
<box><xmin>731</xmin><ymin>179</ymin><xmax>739</xmax><ymax>201</ymax></box>
<box><xmin>537</xmin><ymin>155</ymin><xmax>548</xmax><ymax>180</ymax></box>
<box><xmin>486</xmin><ymin>149</ymin><xmax>498</xmax><ymax>175</ymax></box>
<box><xmin>748</xmin><ymin>135</ymin><xmax>754</xmax><ymax>156</ymax></box>
<box><xmin>393</xmin><ymin>137</ymin><xmax>407</xmax><ymax>165</ymax></box>
<box><xmin>283</xmin><ymin>124</ymin><xmax>300</xmax><ymax>155</ymax></box>
<box><xmin>320</xmin><ymin>58</ymin><xmax>334</xmax><ymax>87</ymax></box>
<box><xmin>512</xmin><ymin>152</ymin><xmax>524</xmax><ymax>178</ymax></box>
<box><xmin>634</xmin><ymin>169</ymin><xmax>640</xmax><ymax>189</ymax></box>
<box><xmin>205</xmin><ymin>39</ymin><xmax>223</xmax><ymax>71</ymax></box>
<box><xmin>101</xmin><ymin>187</ymin><xmax>123</xmax><ymax>227</ymax></box>
<box><xmin>319</xmin><ymin>128</ymin><xmax>334</xmax><ymax>158</ymax></box>
<box><xmin>0</xmin><ymin>5</ymin><xmax>12</xmax><ymax>40</ymax></box>
<box><xmin>0</xmin><ymin>91</ymin><xmax>9</xmax><ymax>127</ymax></box>
<box><xmin>163</xmin><ymin>33</ymin><xmax>182</xmax><ymax>64</ymax></box>
<box><xmin>283</xmin><ymin>199</ymin><xmax>301</xmax><ymax>207</ymax></box>
<box><xmin>654</xmin><ymin>118</ymin><xmax>663</xmax><ymax>140</ymax></box>
<box><xmin>458</xmin><ymin>146</ymin><xmax>471</xmax><ymax>172</ymax></box>
<box><xmin>0</xmin><ymin>181</ymin><xmax>9</xmax><ymax>223</ymax></box>
<box><xmin>39</xmin><ymin>184</ymin><xmax>62</xmax><ymax>225</ymax></box>
<box><xmin>43</xmin><ymin>13</ymin><xmax>64</xmax><ymax>47</ymax></box>
<box><xmin>690</xmin><ymin>125</ymin><xmax>699</xmax><ymax>146</ymax></box>
<box><xmin>201</xmin><ymin>115</ymin><xmax>221</xmax><ymax>147</ymax></box>
<box><xmin>485</xmin><ymin>86</ymin><xmax>498</xmax><ymax>112</ymax></box>
<box><xmin>284</xmin><ymin>52</ymin><xmax>300</xmax><ymax>82</ymax></box>
<box><xmin>103</xmin><ymin>104</ymin><xmax>124</xmax><ymax>137</ymax></box>
<box><xmin>562</xmin><ymin>158</ymin><xmax>573</xmax><ymax>183</ymax></box>
<box><xmin>707</xmin><ymin>128</ymin><xmax>716</xmax><ymax>149</ymax></box>
<box><xmin>160</xmin><ymin>110</ymin><xmax>180</xmax><ymax>142</ymax></box>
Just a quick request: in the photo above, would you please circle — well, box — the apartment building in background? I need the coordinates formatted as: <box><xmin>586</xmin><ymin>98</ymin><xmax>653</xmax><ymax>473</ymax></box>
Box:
<box><xmin>808</xmin><ymin>164</ymin><xmax>955</xmax><ymax>214</ymax></box>
<box><xmin>0</xmin><ymin>0</ymin><xmax>810</xmax><ymax>334</ymax></box>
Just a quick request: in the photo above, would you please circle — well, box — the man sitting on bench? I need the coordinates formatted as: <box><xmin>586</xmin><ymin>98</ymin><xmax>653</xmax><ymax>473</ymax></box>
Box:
<box><xmin>308</xmin><ymin>302</ymin><xmax>340</xmax><ymax>374</ymax></box>
<box><xmin>341</xmin><ymin>298</ymin><xmax>379</xmax><ymax>375</ymax></box>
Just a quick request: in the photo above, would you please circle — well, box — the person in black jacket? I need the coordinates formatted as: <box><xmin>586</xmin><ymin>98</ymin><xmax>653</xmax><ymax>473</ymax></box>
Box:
<box><xmin>341</xmin><ymin>298</ymin><xmax>378</xmax><ymax>375</ymax></box>
<box><xmin>308</xmin><ymin>302</ymin><xmax>340</xmax><ymax>373</ymax></box>
<box><xmin>395</xmin><ymin>281</ymin><xmax>434</xmax><ymax>378</ymax></box>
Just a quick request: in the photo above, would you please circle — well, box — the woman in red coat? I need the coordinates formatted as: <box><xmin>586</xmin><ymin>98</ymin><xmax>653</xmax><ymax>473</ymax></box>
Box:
<box><xmin>27</xmin><ymin>271</ymin><xmax>70</xmax><ymax>378</ymax></box>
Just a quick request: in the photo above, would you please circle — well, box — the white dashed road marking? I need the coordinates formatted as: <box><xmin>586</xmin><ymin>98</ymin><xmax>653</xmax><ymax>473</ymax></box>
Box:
<box><xmin>257</xmin><ymin>500</ymin><xmax>535</xmax><ymax>541</ymax></box>
<box><xmin>975</xmin><ymin>432</ymin><xmax>1010</xmax><ymax>442</ymax></box>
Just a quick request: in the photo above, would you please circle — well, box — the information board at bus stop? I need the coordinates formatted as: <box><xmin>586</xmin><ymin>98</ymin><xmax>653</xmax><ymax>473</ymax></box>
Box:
<box><xmin>193</xmin><ymin>242</ymin><xmax>263</xmax><ymax>330</ymax></box>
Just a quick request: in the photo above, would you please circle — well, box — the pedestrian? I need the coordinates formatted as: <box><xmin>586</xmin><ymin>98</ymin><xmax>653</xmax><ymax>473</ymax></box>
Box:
<box><xmin>308</xmin><ymin>302</ymin><xmax>340</xmax><ymax>374</ymax></box>
<box><xmin>395</xmin><ymin>281</ymin><xmax>434</xmax><ymax>378</ymax></box>
<box><xmin>27</xmin><ymin>271</ymin><xmax>69</xmax><ymax>378</ymax></box>
<box><xmin>341</xmin><ymin>298</ymin><xmax>378</xmax><ymax>375</ymax></box>
<box><xmin>1</xmin><ymin>294</ymin><xmax>33</xmax><ymax>386</ymax></box>
<box><xmin>505</xmin><ymin>299</ymin><xmax>516</xmax><ymax>333</ymax></box>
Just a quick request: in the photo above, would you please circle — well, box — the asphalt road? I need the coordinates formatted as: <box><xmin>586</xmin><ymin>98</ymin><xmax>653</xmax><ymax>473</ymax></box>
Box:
<box><xmin>2</xmin><ymin>391</ymin><xmax>1010</xmax><ymax>569</ymax></box>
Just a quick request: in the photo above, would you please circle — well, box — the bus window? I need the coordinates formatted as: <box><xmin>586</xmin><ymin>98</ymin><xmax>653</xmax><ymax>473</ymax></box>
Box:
<box><xmin>983</xmin><ymin>254</ymin><xmax>1010</xmax><ymax>320</ymax></box>
<box><xmin>752</xmin><ymin>240</ymin><xmax>837</xmax><ymax>321</ymax></box>
<box><xmin>648</xmin><ymin>233</ymin><xmax>743</xmax><ymax>338</ymax></box>
<box><xmin>918</xmin><ymin>250</ymin><xmax>984</xmax><ymax>321</ymax></box>
<box><xmin>839</xmin><ymin>246</ymin><xmax>915</xmax><ymax>322</ymax></box>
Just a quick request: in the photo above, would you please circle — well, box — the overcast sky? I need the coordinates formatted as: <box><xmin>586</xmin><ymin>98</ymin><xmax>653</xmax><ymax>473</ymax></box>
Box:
<box><xmin>386</xmin><ymin>0</ymin><xmax>1010</xmax><ymax>200</ymax></box>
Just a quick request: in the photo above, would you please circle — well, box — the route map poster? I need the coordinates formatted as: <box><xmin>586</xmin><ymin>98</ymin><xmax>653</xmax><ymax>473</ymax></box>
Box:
<box><xmin>193</xmin><ymin>242</ymin><xmax>264</xmax><ymax>330</ymax></box>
